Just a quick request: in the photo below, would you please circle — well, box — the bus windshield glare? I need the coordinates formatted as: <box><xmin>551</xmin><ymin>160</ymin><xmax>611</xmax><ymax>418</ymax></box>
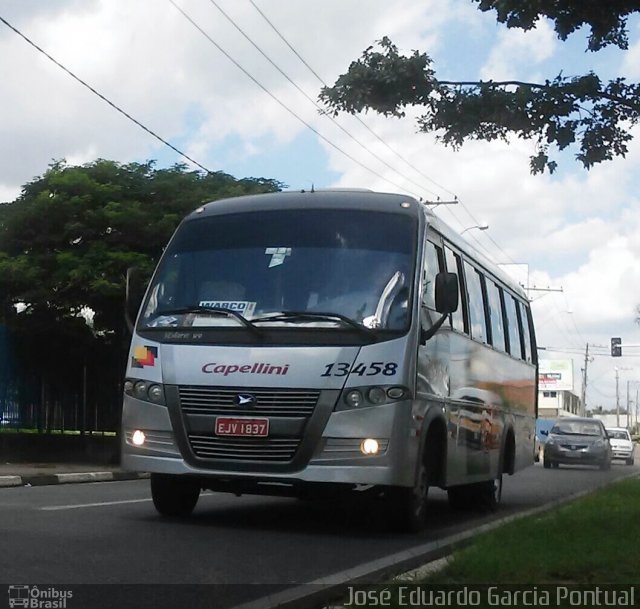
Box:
<box><xmin>139</xmin><ymin>208</ymin><xmax>417</xmax><ymax>332</ymax></box>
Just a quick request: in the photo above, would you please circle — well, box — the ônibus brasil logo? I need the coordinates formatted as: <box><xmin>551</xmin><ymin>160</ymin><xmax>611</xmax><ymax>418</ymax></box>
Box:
<box><xmin>8</xmin><ymin>586</ymin><xmax>73</xmax><ymax>609</ymax></box>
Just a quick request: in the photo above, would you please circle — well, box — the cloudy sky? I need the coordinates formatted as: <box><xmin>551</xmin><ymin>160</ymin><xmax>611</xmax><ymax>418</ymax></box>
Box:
<box><xmin>1</xmin><ymin>0</ymin><xmax>639</xmax><ymax>413</ymax></box>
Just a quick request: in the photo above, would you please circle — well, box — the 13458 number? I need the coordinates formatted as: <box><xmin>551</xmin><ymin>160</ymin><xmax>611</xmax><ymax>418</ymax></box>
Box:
<box><xmin>321</xmin><ymin>362</ymin><xmax>398</xmax><ymax>377</ymax></box>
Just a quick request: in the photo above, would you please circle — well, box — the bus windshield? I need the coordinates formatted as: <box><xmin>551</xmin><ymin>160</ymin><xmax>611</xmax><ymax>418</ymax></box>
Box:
<box><xmin>139</xmin><ymin>208</ymin><xmax>417</xmax><ymax>333</ymax></box>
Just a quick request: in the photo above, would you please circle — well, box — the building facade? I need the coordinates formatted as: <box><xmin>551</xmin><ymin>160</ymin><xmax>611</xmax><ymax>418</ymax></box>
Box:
<box><xmin>538</xmin><ymin>359</ymin><xmax>585</xmax><ymax>419</ymax></box>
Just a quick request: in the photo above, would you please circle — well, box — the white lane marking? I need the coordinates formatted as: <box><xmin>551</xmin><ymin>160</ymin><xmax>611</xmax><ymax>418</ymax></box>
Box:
<box><xmin>40</xmin><ymin>491</ymin><xmax>215</xmax><ymax>511</ymax></box>
<box><xmin>41</xmin><ymin>498</ymin><xmax>153</xmax><ymax>511</ymax></box>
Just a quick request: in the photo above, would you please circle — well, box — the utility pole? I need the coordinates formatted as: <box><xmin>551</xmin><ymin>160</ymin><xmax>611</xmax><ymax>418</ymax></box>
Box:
<box><xmin>627</xmin><ymin>380</ymin><xmax>631</xmax><ymax>429</ymax></box>
<box><xmin>581</xmin><ymin>343</ymin><xmax>589</xmax><ymax>414</ymax></box>
<box><xmin>616</xmin><ymin>368</ymin><xmax>620</xmax><ymax>427</ymax></box>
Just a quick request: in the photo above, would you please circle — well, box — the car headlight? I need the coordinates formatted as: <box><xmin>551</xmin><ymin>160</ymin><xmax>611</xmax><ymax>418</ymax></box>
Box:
<box><xmin>593</xmin><ymin>439</ymin><xmax>605</xmax><ymax>448</ymax></box>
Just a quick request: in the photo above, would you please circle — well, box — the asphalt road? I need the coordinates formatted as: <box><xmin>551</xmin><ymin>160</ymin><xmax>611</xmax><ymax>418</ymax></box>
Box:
<box><xmin>1</xmin><ymin>459</ymin><xmax>637</xmax><ymax>609</ymax></box>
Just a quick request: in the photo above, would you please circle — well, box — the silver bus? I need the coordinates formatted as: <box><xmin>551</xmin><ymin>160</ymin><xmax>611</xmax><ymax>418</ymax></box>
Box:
<box><xmin>121</xmin><ymin>190</ymin><xmax>537</xmax><ymax>532</ymax></box>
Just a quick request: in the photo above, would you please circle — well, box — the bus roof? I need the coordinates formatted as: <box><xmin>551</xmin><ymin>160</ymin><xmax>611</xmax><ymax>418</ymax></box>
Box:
<box><xmin>191</xmin><ymin>189</ymin><xmax>421</xmax><ymax>218</ymax></box>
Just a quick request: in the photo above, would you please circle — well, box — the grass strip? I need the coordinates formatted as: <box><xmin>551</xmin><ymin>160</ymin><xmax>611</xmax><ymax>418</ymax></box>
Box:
<box><xmin>423</xmin><ymin>477</ymin><xmax>640</xmax><ymax>585</ymax></box>
<box><xmin>331</xmin><ymin>477</ymin><xmax>640</xmax><ymax>609</ymax></box>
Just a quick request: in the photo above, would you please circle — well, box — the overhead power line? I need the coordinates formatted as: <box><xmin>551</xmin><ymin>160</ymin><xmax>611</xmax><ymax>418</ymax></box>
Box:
<box><xmin>168</xmin><ymin>0</ymin><xmax>421</xmax><ymax>198</ymax></box>
<box><xmin>207</xmin><ymin>0</ymin><xmax>440</xmax><ymax>199</ymax></box>
<box><xmin>0</xmin><ymin>14</ymin><xmax>213</xmax><ymax>174</ymax></box>
<box><xmin>247</xmin><ymin>0</ymin><xmax>457</xmax><ymax>200</ymax></box>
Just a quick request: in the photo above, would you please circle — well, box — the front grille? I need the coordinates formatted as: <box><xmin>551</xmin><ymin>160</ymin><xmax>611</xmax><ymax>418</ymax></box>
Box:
<box><xmin>188</xmin><ymin>434</ymin><xmax>300</xmax><ymax>461</ymax></box>
<box><xmin>178</xmin><ymin>386</ymin><xmax>320</xmax><ymax>417</ymax></box>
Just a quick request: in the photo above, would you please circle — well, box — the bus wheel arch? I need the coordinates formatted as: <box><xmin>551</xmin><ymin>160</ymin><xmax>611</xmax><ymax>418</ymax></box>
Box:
<box><xmin>388</xmin><ymin>414</ymin><xmax>448</xmax><ymax>533</ymax></box>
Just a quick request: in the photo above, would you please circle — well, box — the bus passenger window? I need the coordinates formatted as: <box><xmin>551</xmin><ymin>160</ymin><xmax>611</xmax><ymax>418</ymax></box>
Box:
<box><xmin>422</xmin><ymin>241</ymin><xmax>443</xmax><ymax>312</ymax></box>
<box><xmin>516</xmin><ymin>300</ymin><xmax>534</xmax><ymax>363</ymax></box>
<box><xmin>486</xmin><ymin>280</ymin><xmax>506</xmax><ymax>352</ymax></box>
<box><xmin>463</xmin><ymin>261</ymin><xmax>488</xmax><ymax>344</ymax></box>
<box><xmin>504</xmin><ymin>293</ymin><xmax>523</xmax><ymax>358</ymax></box>
<box><xmin>444</xmin><ymin>247</ymin><xmax>467</xmax><ymax>334</ymax></box>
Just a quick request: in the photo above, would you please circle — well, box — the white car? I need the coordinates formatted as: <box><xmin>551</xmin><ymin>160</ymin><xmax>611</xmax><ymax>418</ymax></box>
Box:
<box><xmin>606</xmin><ymin>427</ymin><xmax>635</xmax><ymax>465</ymax></box>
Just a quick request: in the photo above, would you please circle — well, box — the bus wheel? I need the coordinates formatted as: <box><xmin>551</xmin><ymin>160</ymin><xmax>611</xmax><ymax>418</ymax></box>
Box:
<box><xmin>448</xmin><ymin>475</ymin><xmax>502</xmax><ymax>512</ymax></box>
<box><xmin>390</xmin><ymin>459</ymin><xmax>429</xmax><ymax>533</ymax></box>
<box><xmin>479</xmin><ymin>474</ymin><xmax>502</xmax><ymax>511</ymax></box>
<box><xmin>447</xmin><ymin>485</ymin><xmax>469</xmax><ymax>510</ymax></box>
<box><xmin>151</xmin><ymin>474</ymin><xmax>200</xmax><ymax>517</ymax></box>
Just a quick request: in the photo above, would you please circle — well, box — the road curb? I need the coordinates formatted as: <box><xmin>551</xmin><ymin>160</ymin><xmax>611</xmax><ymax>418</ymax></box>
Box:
<box><xmin>0</xmin><ymin>471</ymin><xmax>150</xmax><ymax>487</ymax></box>
<box><xmin>0</xmin><ymin>475</ymin><xmax>22</xmax><ymax>488</ymax></box>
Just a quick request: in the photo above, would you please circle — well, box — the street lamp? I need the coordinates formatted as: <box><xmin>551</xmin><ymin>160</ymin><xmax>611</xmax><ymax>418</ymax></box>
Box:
<box><xmin>460</xmin><ymin>223</ymin><xmax>489</xmax><ymax>235</ymax></box>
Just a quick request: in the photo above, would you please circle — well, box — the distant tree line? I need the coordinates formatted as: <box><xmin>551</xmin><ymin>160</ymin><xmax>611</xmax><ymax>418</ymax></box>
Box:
<box><xmin>0</xmin><ymin>159</ymin><xmax>282</xmax><ymax>433</ymax></box>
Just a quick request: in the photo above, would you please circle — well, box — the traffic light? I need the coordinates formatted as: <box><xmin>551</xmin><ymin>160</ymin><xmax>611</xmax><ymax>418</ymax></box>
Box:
<box><xmin>611</xmin><ymin>337</ymin><xmax>622</xmax><ymax>357</ymax></box>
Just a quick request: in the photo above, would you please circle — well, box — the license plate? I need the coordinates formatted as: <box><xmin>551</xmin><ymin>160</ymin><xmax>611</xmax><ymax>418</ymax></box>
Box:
<box><xmin>215</xmin><ymin>417</ymin><xmax>269</xmax><ymax>437</ymax></box>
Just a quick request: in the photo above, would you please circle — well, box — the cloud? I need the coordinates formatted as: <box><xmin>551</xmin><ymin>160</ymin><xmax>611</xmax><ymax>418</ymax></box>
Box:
<box><xmin>480</xmin><ymin>20</ymin><xmax>557</xmax><ymax>81</ymax></box>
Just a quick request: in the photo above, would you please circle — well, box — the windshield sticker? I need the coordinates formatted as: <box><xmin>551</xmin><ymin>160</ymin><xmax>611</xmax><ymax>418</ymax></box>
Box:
<box><xmin>202</xmin><ymin>362</ymin><xmax>290</xmax><ymax>376</ymax></box>
<box><xmin>198</xmin><ymin>301</ymin><xmax>256</xmax><ymax>317</ymax></box>
<box><xmin>132</xmin><ymin>345</ymin><xmax>158</xmax><ymax>368</ymax></box>
<box><xmin>265</xmin><ymin>247</ymin><xmax>291</xmax><ymax>268</ymax></box>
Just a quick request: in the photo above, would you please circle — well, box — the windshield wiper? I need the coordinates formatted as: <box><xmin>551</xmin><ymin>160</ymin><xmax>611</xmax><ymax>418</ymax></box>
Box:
<box><xmin>252</xmin><ymin>311</ymin><xmax>376</xmax><ymax>340</ymax></box>
<box><xmin>154</xmin><ymin>306</ymin><xmax>262</xmax><ymax>336</ymax></box>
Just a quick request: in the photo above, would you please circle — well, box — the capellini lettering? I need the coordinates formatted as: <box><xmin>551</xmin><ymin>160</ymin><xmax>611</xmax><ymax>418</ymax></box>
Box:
<box><xmin>201</xmin><ymin>362</ymin><xmax>290</xmax><ymax>376</ymax></box>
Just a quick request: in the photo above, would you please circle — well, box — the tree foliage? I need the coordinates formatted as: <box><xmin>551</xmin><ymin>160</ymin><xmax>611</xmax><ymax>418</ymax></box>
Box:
<box><xmin>0</xmin><ymin>159</ymin><xmax>281</xmax><ymax>333</ymax></box>
<box><xmin>474</xmin><ymin>0</ymin><xmax>640</xmax><ymax>51</ymax></box>
<box><xmin>319</xmin><ymin>2</ymin><xmax>640</xmax><ymax>174</ymax></box>
<box><xmin>0</xmin><ymin>159</ymin><xmax>281</xmax><ymax>432</ymax></box>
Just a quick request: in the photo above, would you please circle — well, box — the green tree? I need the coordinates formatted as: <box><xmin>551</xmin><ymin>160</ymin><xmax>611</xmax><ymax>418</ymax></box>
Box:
<box><xmin>0</xmin><ymin>159</ymin><xmax>281</xmax><ymax>332</ymax></box>
<box><xmin>319</xmin><ymin>1</ymin><xmax>640</xmax><ymax>174</ymax></box>
<box><xmin>0</xmin><ymin>159</ymin><xmax>282</xmax><ymax>432</ymax></box>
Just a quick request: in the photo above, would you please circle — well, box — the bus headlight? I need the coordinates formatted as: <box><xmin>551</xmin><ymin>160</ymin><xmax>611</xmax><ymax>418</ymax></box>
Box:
<box><xmin>133</xmin><ymin>381</ymin><xmax>148</xmax><ymax>400</ymax></box>
<box><xmin>336</xmin><ymin>385</ymin><xmax>411</xmax><ymax>411</ymax></box>
<box><xmin>344</xmin><ymin>390</ymin><xmax>364</xmax><ymax>409</ymax></box>
<box><xmin>367</xmin><ymin>387</ymin><xmax>387</xmax><ymax>405</ymax></box>
<box><xmin>386</xmin><ymin>386</ymin><xmax>407</xmax><ymax>400</ymax></box>
<box><xmin>132</xmin><ymin>430</ymin><xmax>146</xmax><ymax>446</ymax></box>
<box><xmin>148</xmin><ymin>384</ymin><xmax>165</xmax><ymax>404</ymax></box>
<box><xmin>361</xmin><ymin>438</ymin><xmax>380</xmax><ymax>455</ymax></box>
<box><xmin>124</xmin><ymin>378</ymin><xmax>166</xmax><ymax>405</ymax></box>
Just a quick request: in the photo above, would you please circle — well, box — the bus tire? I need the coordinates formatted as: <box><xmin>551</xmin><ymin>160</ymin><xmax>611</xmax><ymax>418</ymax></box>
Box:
<box><xmin>151</xmin><ymin>473</ymin><xmax>201</xmax><ymax>517</ymax></box>
<box><xmin>447</xmin><ymin>485</ymin><xmax>469</xmax><ymax>510</ymax></box>
<box><xmin>389</xmin><ymin>458</ymin><xmax>429</xmax><ymax>533</ymax></box>
<box><xmin>448</xmin><ymin>475</ymin><xmax>502</xmax><ymax>512</ymax></box>
<box><xmin>478</xmin><ymin>474</ymin><xmax>502</xmax><ymax>511</ymax></box>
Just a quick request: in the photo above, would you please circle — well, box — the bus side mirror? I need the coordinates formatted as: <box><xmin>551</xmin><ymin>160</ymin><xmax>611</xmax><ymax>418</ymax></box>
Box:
<box><xmin>420</xmin><ymin>272</ymin><xmax>459</xmax><ymax>344</ymax></box>
<box><xmin>125</xmin><ymin>267</ymin><xmax>146</xmax><ymax>333</ymax></box>
<box><xmin>435</xmin><ymin>272</ymin><xmax>459</xmax><ymax>314</ymax></box>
